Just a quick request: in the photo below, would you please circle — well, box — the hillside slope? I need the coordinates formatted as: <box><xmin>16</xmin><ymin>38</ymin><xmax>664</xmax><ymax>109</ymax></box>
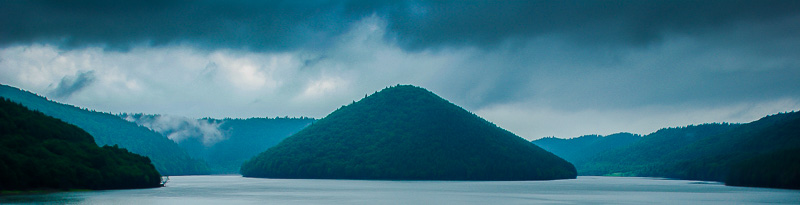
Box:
<box><xmin>581</xmin><ymin>123</ymin><xmax>738</xmax><ymax>176</ymax></box>
<box><xmin>0</xmin><ymin>98</ymin><xmax>162</xmax><ymax>191</ymax></box>
<box><xmin>580</xmin><ymin>112</ymin><xmax>800</xmax><ymax>189</ymax></box>
<box><xmin>665</xmin><ymin>112</ymin><xmax>800</xmax><ymax>188</ymax></box>
<box><xmin>0</xmin><ymin>84</ymin><xmax>208</xmax><ymax>175</ymax></box>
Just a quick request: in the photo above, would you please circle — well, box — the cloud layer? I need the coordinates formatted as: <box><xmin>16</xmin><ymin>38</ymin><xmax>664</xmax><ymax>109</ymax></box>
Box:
<box><xmin>1</xmin><ymin>1</ymin><xmax>799</xmax><ymax>139</ymax></box>
<box><xmin>3</xmin><ymin>0</ymin><xmax>798</xmax><ymax>51</ymax></box>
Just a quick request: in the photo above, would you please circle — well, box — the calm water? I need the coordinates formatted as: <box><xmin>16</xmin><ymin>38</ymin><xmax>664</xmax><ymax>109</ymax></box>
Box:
<box><xmin>2</xmin><ymin>176</ymin><xmax>799</xmax><ymax>204</ymax></box>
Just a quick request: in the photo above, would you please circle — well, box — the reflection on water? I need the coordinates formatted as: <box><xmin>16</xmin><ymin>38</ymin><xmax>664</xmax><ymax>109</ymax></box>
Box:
<box><xmin>0</xmin><ymin>192</ymin><xmax>84</xmax><ymax>204</ymax></box>
<box><xmin>2</xmin><ymin>176</ymin><xmax>799</xmax><ymax>205</ymax></box>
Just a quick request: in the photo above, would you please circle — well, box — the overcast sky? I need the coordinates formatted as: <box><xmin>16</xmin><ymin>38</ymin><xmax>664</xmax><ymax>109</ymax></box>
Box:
<box><xmin>2</xmin><ymin>0</ymin><xmax>799</xmax><ymax>140</ymax></box>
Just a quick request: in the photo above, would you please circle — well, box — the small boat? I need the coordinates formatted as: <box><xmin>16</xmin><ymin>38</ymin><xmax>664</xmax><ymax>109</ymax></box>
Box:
<box><xmin>160</xmin><ymin>176</ymin><xmax>170</xmax><ymax>187</ymax></box>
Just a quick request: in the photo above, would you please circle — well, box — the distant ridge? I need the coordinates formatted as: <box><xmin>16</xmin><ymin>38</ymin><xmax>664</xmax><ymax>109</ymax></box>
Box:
<box><xmin>122</xmin><ymin>113</ymin><xmax>315</xmax><ymax>174</ymax></box>
<box><xmin>0</xmin><ymin>84</ymin><xmax>209</xmax><ymax>175</ymax></box>
<box><xmin>532</xmin><ymin>133</ymin><xmax>641</xmax><ymax>167</ymax></box>
<box><xmin>242</xmin><ymin>85</ymin><xmax>576</xmax><ymax>180</ymax></box>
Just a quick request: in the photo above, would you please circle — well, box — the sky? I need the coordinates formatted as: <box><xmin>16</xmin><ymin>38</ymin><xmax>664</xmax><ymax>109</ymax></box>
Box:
<box><xmin>1</xmin><ymin>0</ymin><xmax>799</xmax><ymax>140</ymax></box>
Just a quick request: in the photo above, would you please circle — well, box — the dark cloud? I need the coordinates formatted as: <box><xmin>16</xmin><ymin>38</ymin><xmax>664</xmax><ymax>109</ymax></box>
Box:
<box><xmin>0</xmin><ymin>0</ymin><xmax>374</xmax><ymax>51</ymax></box>
<box><xmin>1</xmin><ymin>0</ymin><xmax>799</xmax><ymax>139</ymax></box>
<box><xmin>378</xmin><ymin>0</ymin><xmax>800</xmax><ymax>51</ymax></box>
<box><xmin>2</xmin><ymin>0</ymin><xmax>798</xmax><ymax>52</ymax></box>
<box><xmin>50</xmin><ymin>70</ymin><xmax>96</xmax><ymax>99</ymax></box>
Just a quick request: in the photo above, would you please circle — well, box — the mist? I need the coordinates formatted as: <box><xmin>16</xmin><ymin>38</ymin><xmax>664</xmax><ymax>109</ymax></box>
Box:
<box><xmin>122</xmin><ymin>113</ymin><xmax>226</xmax><ymax>146</ymax></box>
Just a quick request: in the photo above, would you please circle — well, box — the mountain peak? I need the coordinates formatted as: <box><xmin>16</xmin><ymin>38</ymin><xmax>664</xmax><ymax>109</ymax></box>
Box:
<box><xmin>241</xmin><ymin>85</ymin><xmax>576</xmax><ymax>180</ymax></box>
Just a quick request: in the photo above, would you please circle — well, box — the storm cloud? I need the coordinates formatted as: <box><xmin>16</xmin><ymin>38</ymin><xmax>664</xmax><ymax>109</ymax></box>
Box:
<box><xmin>379</xmin><ymin>0</ymin><xmax>800</xmax><ymax>50</ymax></box>
<box><xmin>0</xmin><ymin>0</ymin><xmax>371</xmax><ymax>51</ymax></box>
<box><xmin>2</xmin><ymin>0</ymin><xmax>798</xmax><ymax>51</ymax></box>
<box><xmin>1</xmin><ymin>0</ymin><xmax>799</xmax><ymax>139</ymax></box>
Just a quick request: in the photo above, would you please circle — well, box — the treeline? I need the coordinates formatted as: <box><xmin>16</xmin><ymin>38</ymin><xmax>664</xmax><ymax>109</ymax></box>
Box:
<box><xmin>217</xmin><ymin>116</ymin><xmax>315</xmax><ymax>121</ymax></box>
<box><xmin>242</xmin><ymin>85</ymin><xmax>576</xmax><ymax>180</ymax></box>
<box><xmin>0</xmin><ymin>98</ymin><xmax>162</xmax><ymax>191</ymax></box>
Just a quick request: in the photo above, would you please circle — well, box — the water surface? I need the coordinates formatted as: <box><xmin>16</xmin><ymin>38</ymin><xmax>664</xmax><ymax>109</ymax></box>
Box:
<box><xmin>2</xmin><ymin>176</ymin><xmax>798</xmax><ymax>204</ymax></box>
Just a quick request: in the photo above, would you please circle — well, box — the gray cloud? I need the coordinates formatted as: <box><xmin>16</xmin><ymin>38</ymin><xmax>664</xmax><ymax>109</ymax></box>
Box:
<box><xmin>49</xmin><ymin>70</ymin><xmax>96</xmax><ymax>99</ymax></box>
<box><xmin>2</xmin><ymin>0</ymin><xmax>798</xmax><ymax>52</ymax></box>
<box><xmin>123</xmin><ymin>114</ymin><xmax>226</xmax><ymax>146</ymax></box>
<box><xmin>0</xmin><ymin>0</ymin><xmax>374</xmax><ymax>51</ymax></box>
<box><xmin>378</xmin><ymin>0</ymin><xmax>800</xmax><ymax>50</ymax></box>
<box><xmin>1</xmin><ymin>1</ymin><xmax>799</xmax><ymax>140</ymax></box>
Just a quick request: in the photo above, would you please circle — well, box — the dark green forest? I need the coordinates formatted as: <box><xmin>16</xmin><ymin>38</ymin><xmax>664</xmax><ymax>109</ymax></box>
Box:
<box><xmin>121</xmin><ymin>114</ymin><xmax>314</xmax><ymax>174</ymax></box>
<box><xmin>544</xmin><ymin>111</ymin><xmax>800</xmax><ymax>189</ymax></box>
<box><xmin>666</xmin><ymin>112</ymin><xmax>800</xmax><ymax>189</ymax></box>
<box><xmin>0</xmin><ymin>98</ymin><xmax>162</xmax><ymax>191</ymax></box>
<box><xmin>532</xmin><ymin>133</ymin><xmax>641</xmax><ymax>168</ymax></box>
<box><xmin>241</xmin><ymin>85</ymin><xmax>576</xmax><ymax>180</ymax></box>
<box><xmin>726</xmin><ymin>147</ymin><xmax>800</xmax><ymax>189</ymax></box>
<box><xmin>0</xmin><ymin>84</ymin><xmax>208</xmax><ymax>176</ymax></box>
<box><xmin>580</xmin><ymin>123</ymin><xmax>738</xmax><ymax>176</ymax></box>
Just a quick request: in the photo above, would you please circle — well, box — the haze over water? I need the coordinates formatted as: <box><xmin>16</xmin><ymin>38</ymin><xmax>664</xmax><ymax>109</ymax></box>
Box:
<box><xmin>2</xmin><ymin>176</ymin><xmax>799</xmax><ymax>205</ymax></box>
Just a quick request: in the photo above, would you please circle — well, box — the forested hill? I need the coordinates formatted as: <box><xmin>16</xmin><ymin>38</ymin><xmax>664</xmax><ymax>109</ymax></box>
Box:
<box><xmin>580</xmin><ymin>111</ymin><xmax>800</xmax><ymax>189</ymax></box>
<box><xmin>0</xmin><ymin>84</ymin><xmax>209</xmax><ymax>175</ymax></box>
<box><xmin>581</xmin><ymin>123</ymin><xmax>738</xmax><ymax>176</ymax></box>
<box><xmin>0</xmin><ymin>98</ymin><xmax>162</xmax><ymax>191</ymax></box>
<box><xmin>670</xmin><ymin>112</ymin><xmax>800</xmax><ymax>189</ymax></box>
<box><xmin>532</xmin><ymin>133</ymin><xmax>641</xmax><ymax>167</ymax></box>
<box><xmin>121</xmin><ymin>114</ymin><xmax>314</xmax><ymax>174</ymax></box>
<box><xmin>241</xmin><ymin>85</ymin><xmax>576</xmax><ymax>180</ymax></box>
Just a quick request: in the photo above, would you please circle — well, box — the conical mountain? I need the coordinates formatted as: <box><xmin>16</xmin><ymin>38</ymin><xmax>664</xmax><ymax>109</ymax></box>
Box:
<box><xmin>241</xmin><ymin>85</ymin><xmax>576</xmax><ymax>180</ymax></box>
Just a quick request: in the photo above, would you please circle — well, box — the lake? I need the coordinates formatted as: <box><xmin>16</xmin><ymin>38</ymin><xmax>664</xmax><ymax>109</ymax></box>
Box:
<box><xmin>2</xmin><ymin>176</ymin><xmax>799</xmax><ymax>204</ymax></box>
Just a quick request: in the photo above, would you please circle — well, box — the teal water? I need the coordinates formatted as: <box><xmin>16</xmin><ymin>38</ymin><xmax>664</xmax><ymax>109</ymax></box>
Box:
<box><xmin>2</xmin><ymin>176</ymin><xmax>799</xmax><ymax>204</ymax></box>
